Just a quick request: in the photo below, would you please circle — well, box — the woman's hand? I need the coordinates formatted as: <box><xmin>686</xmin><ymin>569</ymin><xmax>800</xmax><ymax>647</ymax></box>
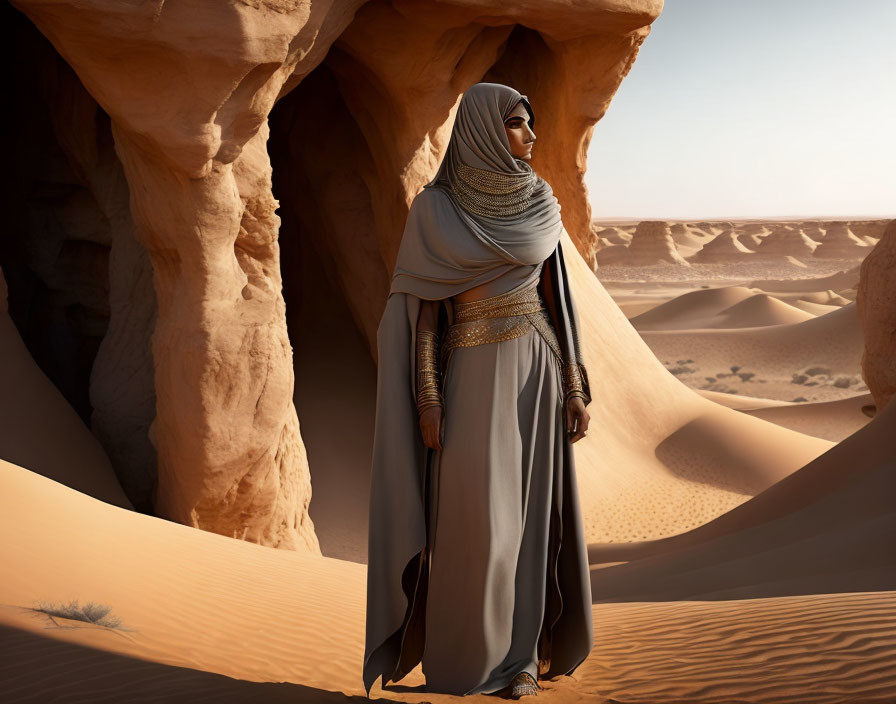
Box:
<box><xmin>566</xmin><ymin>397</ymin><xmax>590</xmax><ymax>443</ymax></box>
<box><xmin>420</xmin><ymin>405</ymin><xmax>445</xmax><ymax>451</ymax></box>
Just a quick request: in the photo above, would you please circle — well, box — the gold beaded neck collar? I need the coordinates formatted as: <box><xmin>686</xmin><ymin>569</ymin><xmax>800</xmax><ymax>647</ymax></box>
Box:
<box><xmin>450</xmin><ymin>159</ymin><xmax>538</xmax><ymax>218</ymax></box>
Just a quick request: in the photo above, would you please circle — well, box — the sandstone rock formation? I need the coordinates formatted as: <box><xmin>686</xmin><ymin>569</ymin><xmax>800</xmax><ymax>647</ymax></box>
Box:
<box><xmin>690</xmin><ymin>230</ymin><xmax>755</xmax><ymax>263</ymax></box>
<box><xmin>848</xmin><ymin>219</ymin><xmax>889</xmax><ymax>242</ymax></box>
<box><xmin>595</xmin><ymin>242</ymin><xmax>631</xmax><ymax>266</ymax></box>
<box><xmin>9</xmin><ymin>0</ymin><xmax>661</xmax><ymax>550</ymax></box>
<box><xmin>856</xmin><ymin>220</ymin><xmax>896</xmax><ymax>411</ymax></box>
<box><xmin>668</xmin><ymin>224</ymin><xmax>710</xmax><ymax>251</ymax></box>
<box><xmin>0</xmin><ymin>264</ymin><xmax>132</xmax><ymax>509</ymax></box>
<box><xmin>9</xmin><ymin>0</ymin><xmax>368</xmax><ymax>551</ymax></box>
<box><xmin>627</xmin><ymin>220</ymin><xmax>691</xmax><ymax>266</ymax></box>
<box><xmin>595</xmin><ymin>226</ymin><xmax>631</xmax><ymax>245</ymax></box>
<box><xmin>755</xmin><ymin>224</ymin><xmax>818</xmax><ymax>258</ymax></box>
<box><xmin>813</xmin><ymin>221</ymin><xmax>870</xmax><ymax>259</ymax></box>
<box><xmin>4</xmin><ymin>10</ymin><xmax>159</xmax><ymax>511</ymax></box>
<box><xmin>738</xmin><ymin>232</ymin><xmax>764</xmax><ymax>248</ymax></box>
<box><xmin>800</xmin><ymin>223</ymin><xmax>826</xmax><ymax>240</ymax></box>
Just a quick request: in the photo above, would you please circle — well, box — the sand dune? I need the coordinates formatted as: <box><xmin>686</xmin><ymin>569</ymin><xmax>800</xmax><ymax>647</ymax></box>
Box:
<box><xmin>711</xmin><ymin>293</ymin><xmax>815</xmax><ymax>328</ymax></box>
<box><xmin>298</xmin><ymin>233</ymin><xmax>845</xmax><ymax>555</ymax></box>
<box><xmin>0</xmin><ymin>459</ymin><xmax>367</xmax><ymax>698</ymax></box>
<box><xmin>639</xmin><ymin>302</ymin><xmax>864</xmax><ymax>402</ymax></box>
<box><xmin>1</xmin><ymin>227</ymin><xmax>888</xmax><ymax>703</ymax></box>
<box><xmin>630</xmin><ymin>287</ymin><xmax>814</xmax><ymax>331</ymax></box>
<box><xmin>629</xmin><ymin>286</ymin><xmax>758</xmax><ymax>331</ymax></box>
<box><xmin>748</xmin><ymin>264</ymin><xmax>861</xmax><ymax>293</ymax></box>
<box><xmin>695</xmin><ymin>388</ymin><xmax>793</xmax><ymax>410</ymax></box>
<box><xmin>0</xmin><ymin>312</ymin><xmax>130</xmax><ymax>509</ymax></box>
<box><xmin>559</xmin><ymin>233</ymin><xmax>835</xmax><ymax>544</ymax></box>
<box><xmin>740</xmin><ymin>391</ymin><xmax>873</xmax><ymax>442</ymax></box>
<box><xmin>696</xmin><ymin>389</ymin><xmax>871</xmax><ymax>442</ymax></box>
<box><xmin>578</xmin><ymin>591</ymin><xmax>896</xmax><ymax>704</ymax></box>
<box><xmin>615</xmin><ymin>295</ymin><xmax>672</xmax><ymax>318</ymax></box>
<box><xmin>788</xmin><ymin>299</ymin><xmax>842</xmax><ymax>316</ymax></box>
<box><xmin>4</xmin><ymin>458</ymin><xmax>892</xmax><ymax>704</ymax></box>
<box><xmin>588</xmin><ymin>398</ymin><xmax>896</xmax><ymax>599</ymax></box>
<box><xmin>797</xmin><ymin>288</ymin><xmax>851</xmax><ymax>305</ymax></box>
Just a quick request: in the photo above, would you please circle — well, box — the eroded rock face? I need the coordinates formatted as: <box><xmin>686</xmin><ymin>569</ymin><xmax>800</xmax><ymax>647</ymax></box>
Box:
<box><xmin>856</xmin><ymin>220</ymin><xmax>896</xmax><ymax>412</ymax></box>
<box><xmin>3</xmin><ymin>11</ymin><xmax>158</xmax><ymax>511</ymax></box>
<box><xmin>755</xmin><ymin>225</ymin><xmax>817</xmax><ymax>258</ymax></box>
<box><xmin>848</xmin><ymin>219</ymin><xmax>889</xmax><ymax>242</ymax></box>
<box><xmin>627</xmin><ymin>220</ymin><xmax>690</xmax><ymax>266</ymax></box>
<box><xmin>690</xmin><ymin>230</ymin><xmax>754</xmax><ymax>262</ymax></box>
<box><xmin>814</xmin><ymin>221</ymin><xmax>870</xmax><ymax>259</ymax></box>
<box><xmin>270</xmin><ymin>1</ymin><xmax>661</xmax><ymax>346</ymax></box>
<box><xmin>11</xmin><ymin>0</ymin><xmax>368</xmax><ymax>551</ymax></box>
<box><xmin>12</xmin><ymin>0</ymin><xmax>660</xmax><ymax>550</ymax></box>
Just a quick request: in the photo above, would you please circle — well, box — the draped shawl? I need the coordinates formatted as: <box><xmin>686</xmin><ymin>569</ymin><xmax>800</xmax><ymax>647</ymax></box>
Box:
<box><xmin>363</xmin><ymin>82</ymin><xmax>591</xmax><ymax>697</ymax></box>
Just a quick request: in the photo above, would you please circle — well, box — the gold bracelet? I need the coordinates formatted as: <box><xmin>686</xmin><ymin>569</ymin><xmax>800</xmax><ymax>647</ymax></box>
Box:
<box><xmin>561</xmin><ymin>359</ymin><xmax>587</xmax><ymax>406</ymax></box>
<box><xmin>416</xmin><ymin>330</ymin><xmax>443</xmax><ymax>414</ymax></box>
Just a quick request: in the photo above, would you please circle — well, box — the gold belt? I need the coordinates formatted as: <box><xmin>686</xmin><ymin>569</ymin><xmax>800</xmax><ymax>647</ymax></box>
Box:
<box><xmin>440</xmin><ymin>282</ymin><xmax>563</xmax><ymax>371</ymax></box>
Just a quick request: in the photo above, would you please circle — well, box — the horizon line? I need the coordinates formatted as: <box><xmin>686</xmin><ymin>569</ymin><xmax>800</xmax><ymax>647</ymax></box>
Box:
<box><xmin>591</xmin><ymin>213</ymin><xmax>895</xmax><ymax>223</ymax></box>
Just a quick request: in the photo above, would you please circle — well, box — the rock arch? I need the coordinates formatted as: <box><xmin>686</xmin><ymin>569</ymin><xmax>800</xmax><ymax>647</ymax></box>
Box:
<box><xmin>8</xmin><ymin>0</ymin><xmax>661</xmax><ymax>553</ymax></box>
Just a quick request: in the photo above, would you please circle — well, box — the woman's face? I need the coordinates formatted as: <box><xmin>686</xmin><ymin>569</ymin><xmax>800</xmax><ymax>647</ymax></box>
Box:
<box><xmin>503</xmin><ymin>101</ymin><xmax>536</xmax><ymax>160</ymax></box>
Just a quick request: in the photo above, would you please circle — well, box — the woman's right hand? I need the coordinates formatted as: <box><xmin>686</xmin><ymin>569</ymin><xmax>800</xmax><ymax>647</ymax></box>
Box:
<box><xmin>419</xmin><ymin>406</ymin><xmax>445</xmax><ymax>451</ymax></box>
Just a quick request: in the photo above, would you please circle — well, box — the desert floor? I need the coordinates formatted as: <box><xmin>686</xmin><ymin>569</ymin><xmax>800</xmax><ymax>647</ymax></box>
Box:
<box><xmin>1</xmin><ymin>231</ymin><xmax>894</xmax><ymax>703</ymax></box>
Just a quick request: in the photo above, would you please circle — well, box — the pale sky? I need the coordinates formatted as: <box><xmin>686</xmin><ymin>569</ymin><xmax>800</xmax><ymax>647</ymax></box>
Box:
<box><xmin>585</xmin><ymin>0</ymin><xmax>896</xmax><ymax>220</ymax></box>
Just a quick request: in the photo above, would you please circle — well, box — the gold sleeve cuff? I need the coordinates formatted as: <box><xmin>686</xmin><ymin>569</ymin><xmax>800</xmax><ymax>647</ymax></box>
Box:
<box><xmin>562</xmin><ymin>359</ymin><xmax>591</xmax><ymax>407</ymax></box>
<box><xmin>416</xmin><ymin>330</ymin><xmax>444</xmax><ymax>414</ymax></box>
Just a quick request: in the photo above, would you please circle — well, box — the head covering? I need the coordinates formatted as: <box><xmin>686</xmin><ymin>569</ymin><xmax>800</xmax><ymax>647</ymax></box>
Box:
<box><xmin>363</xmin><ymin>82</ymin><xmax>592</xmax><ymax>698</ymax></box>
<box><xmin>426</xmin><ymin>82</ymin><xmax>548</xmax><ymax>219</ymax></box>
<box><xmin>390</xmin><ymin>82</ymin><xmax>564</xmax><ymax>298</ymax></box>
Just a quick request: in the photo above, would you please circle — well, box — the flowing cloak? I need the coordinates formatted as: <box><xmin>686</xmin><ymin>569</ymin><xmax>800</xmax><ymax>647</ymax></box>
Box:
<box><xmin>362</xmin><ymin>183</ymin><xmax>593</xmax><ymax>697</ymax></box>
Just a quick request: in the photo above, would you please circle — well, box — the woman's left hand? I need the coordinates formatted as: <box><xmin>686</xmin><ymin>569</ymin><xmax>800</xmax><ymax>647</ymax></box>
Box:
<box><xmin>566</xmin><ymin>397</ymin><xmax>590</xmax><ymax>443</ymax></box>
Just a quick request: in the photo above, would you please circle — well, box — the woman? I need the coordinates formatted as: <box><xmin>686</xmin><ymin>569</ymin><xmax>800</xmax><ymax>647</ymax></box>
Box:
<box><xmin>363</xmin><ymin>82</ymin><xmax>594</xmax><ymax>699</ymax></box>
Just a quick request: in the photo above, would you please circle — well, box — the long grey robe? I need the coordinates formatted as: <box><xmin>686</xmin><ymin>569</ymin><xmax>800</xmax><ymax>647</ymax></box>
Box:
<box><xmin>362</xmin><ymin>185</ymin><xmax>594</xmax><ymax>697</ymax></box>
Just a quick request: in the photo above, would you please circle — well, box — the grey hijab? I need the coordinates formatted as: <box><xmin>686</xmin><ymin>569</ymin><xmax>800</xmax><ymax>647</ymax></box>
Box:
<box><xmin>390</xmin><ymin>82</ymin><xmax>565</xmax><ymax>297</ymax></box>
<box><xmin>364</xmin><ymin>82</ymin><xmax>591</xmax><ymax>698</ymax></box>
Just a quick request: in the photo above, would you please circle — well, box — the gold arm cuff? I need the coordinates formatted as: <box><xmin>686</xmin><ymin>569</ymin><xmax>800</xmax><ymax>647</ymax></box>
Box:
<box><xmin>416</xmin><ymin>330</ymin><xmax>443</xmax><ymax>414</ymax></box>
<box><xmin>562</xmin><ymin>359</ymin><xmax>592</xmax><ymax>407</ymax></box>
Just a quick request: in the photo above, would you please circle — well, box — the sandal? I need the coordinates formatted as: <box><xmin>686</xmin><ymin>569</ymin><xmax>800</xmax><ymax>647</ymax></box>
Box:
<box><xmin>508</xmin><ymin>671</ymin><xmax>541</xmax><ymax>698</ymax></box>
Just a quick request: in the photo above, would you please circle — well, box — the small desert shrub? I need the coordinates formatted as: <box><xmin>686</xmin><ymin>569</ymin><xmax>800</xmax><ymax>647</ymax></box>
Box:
<box><xmin>35</xmin><ymin>599</ymin><xmax>122</xmax><ymax>629</ymax></box>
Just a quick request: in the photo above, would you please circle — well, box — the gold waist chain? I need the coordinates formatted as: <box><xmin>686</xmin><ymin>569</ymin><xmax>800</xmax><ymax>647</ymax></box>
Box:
<box><xmin>440</xmin><ymin>283</ymin><xmax>563</xmax><ymax>372</ymax></box>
